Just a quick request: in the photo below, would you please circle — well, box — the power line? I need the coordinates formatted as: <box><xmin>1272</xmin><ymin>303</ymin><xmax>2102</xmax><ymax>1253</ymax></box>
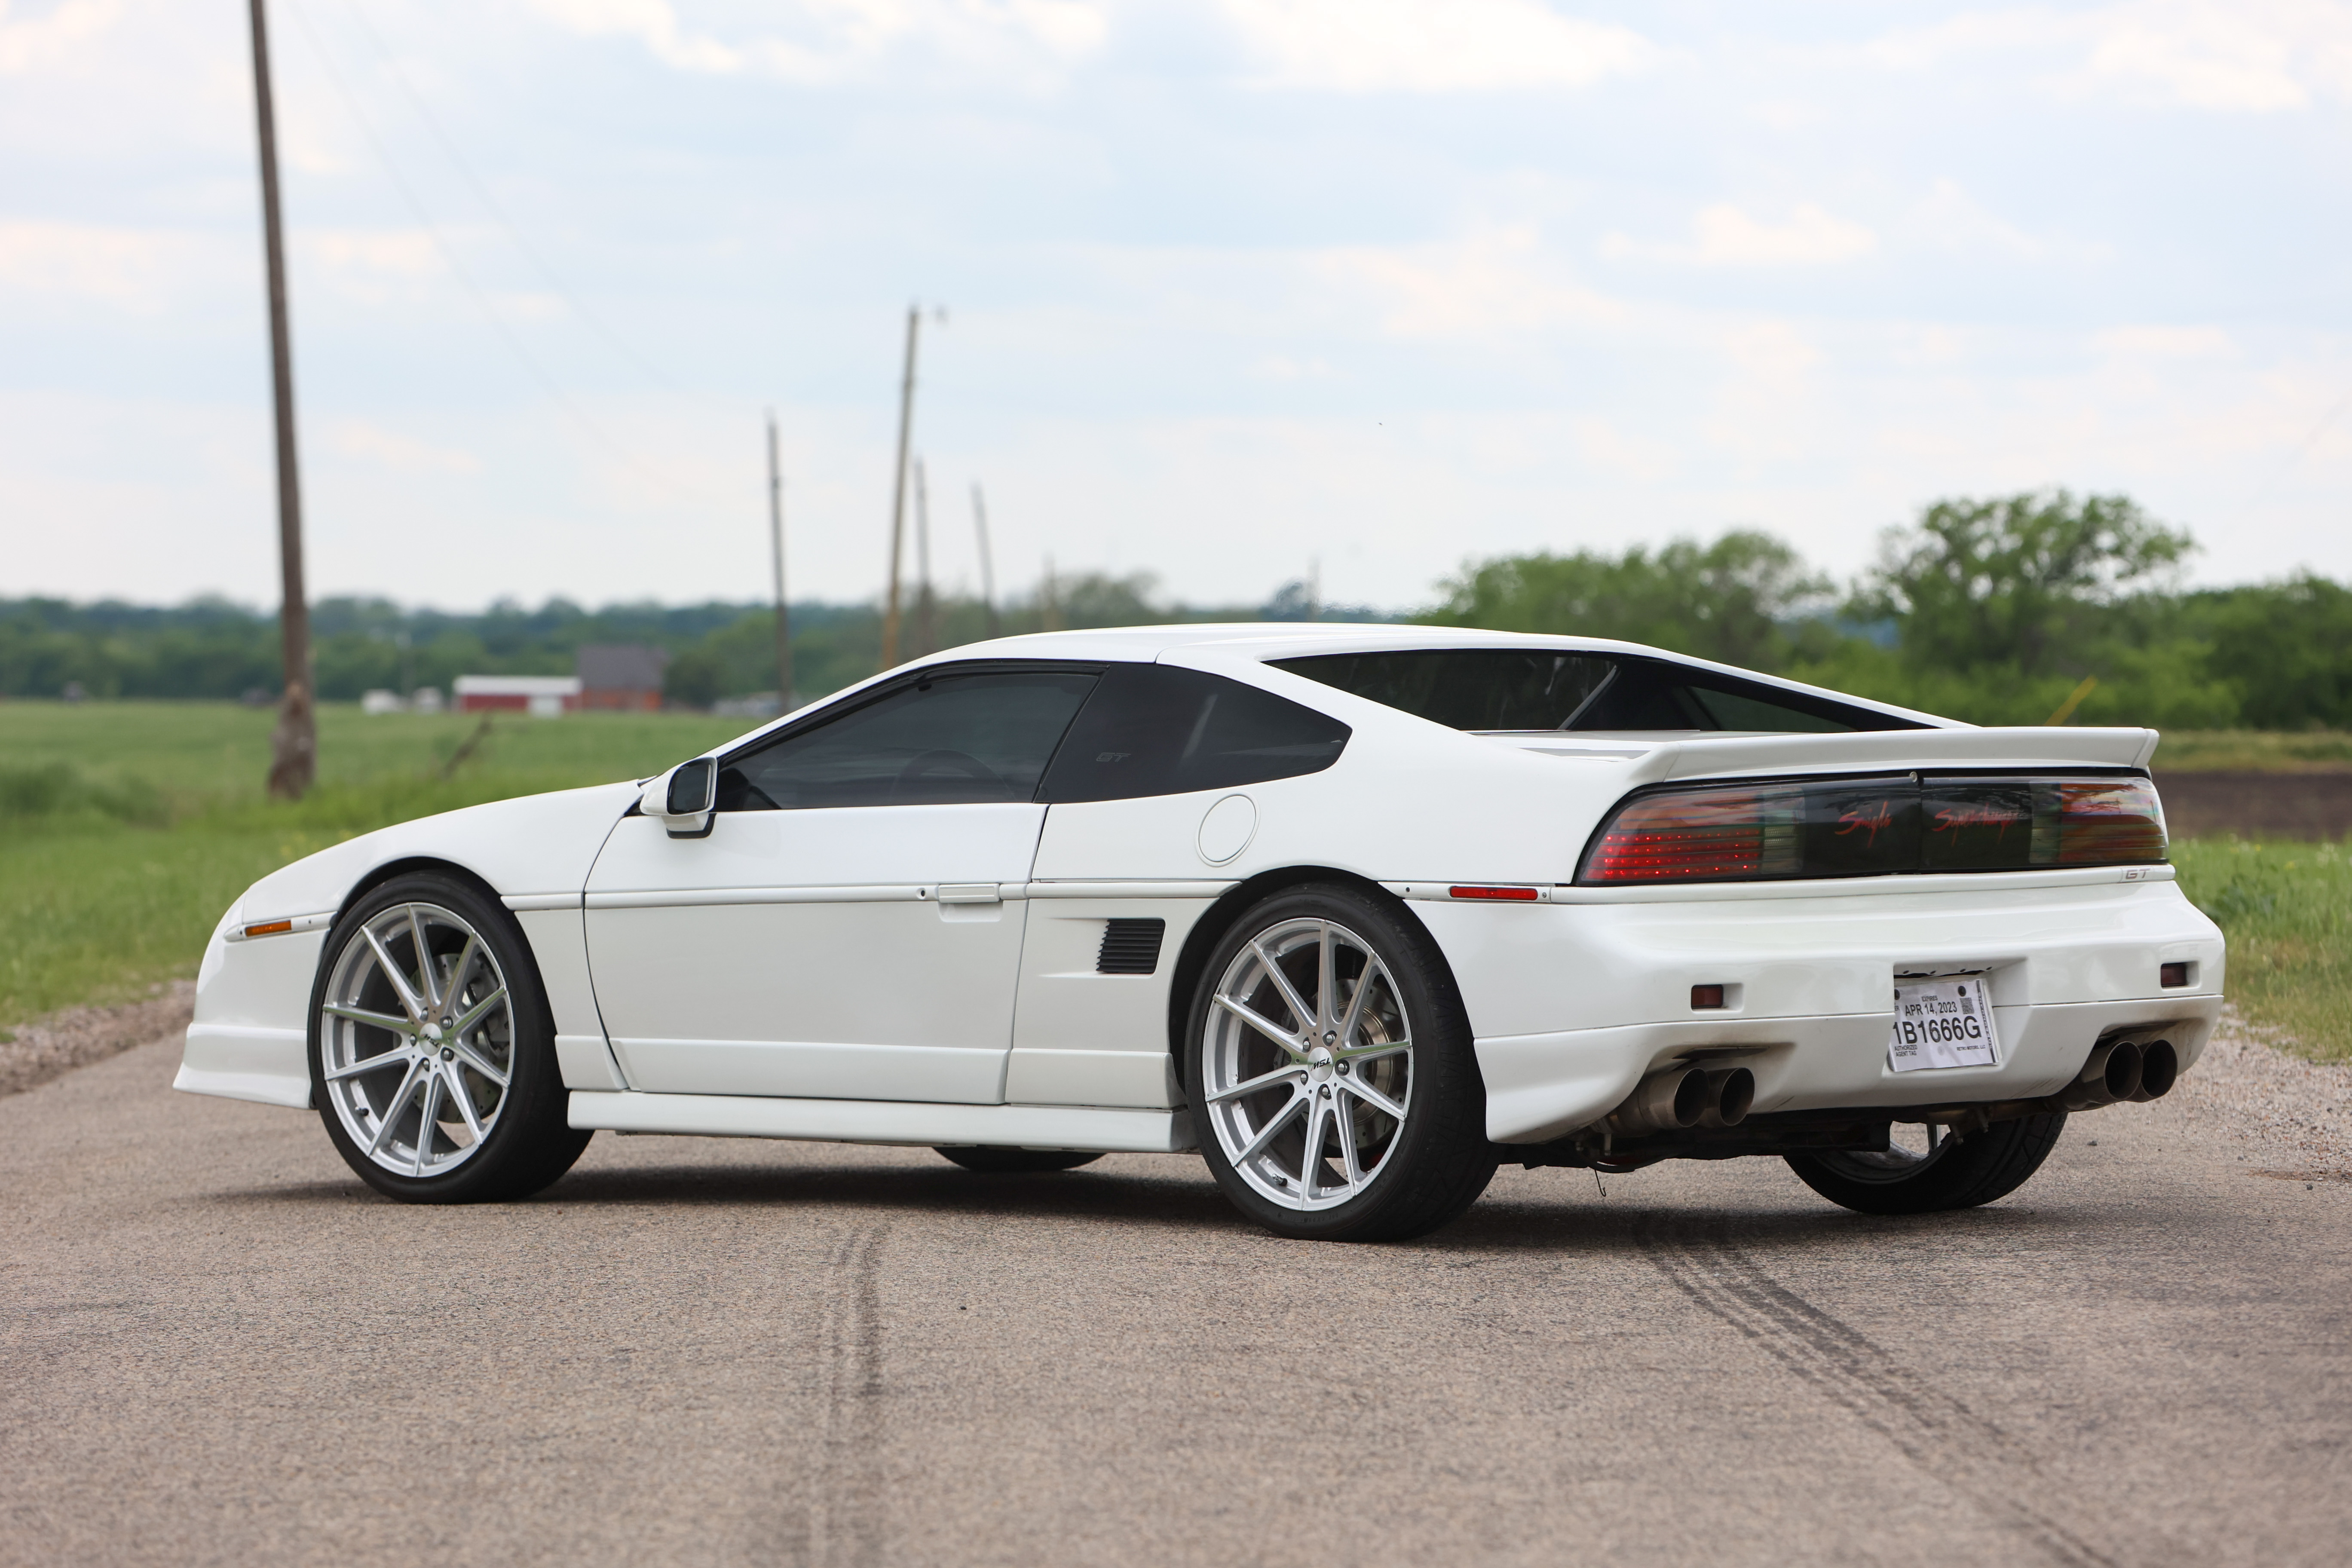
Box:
<box><xmin>333</xmin><ymin>0</ymin><xmax>684</xmax><ymax>395</ymax></box>
<box><xmin>284</xmin><ymin>0</ymin><xmax>625</xmax><ymax>459</ymax></box>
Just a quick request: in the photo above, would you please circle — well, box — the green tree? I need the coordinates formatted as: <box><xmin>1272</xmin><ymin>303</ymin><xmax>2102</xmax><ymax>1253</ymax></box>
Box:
<box><xmin>2189</xmin><ymin>573</ymin><xmax>2352</xmax><ymax>729</ymax></box>
<box><xmin>1421</xmin><ymin>530</ymin><xmax>1831</xmax><ymax>671</ymax></box>
<box><xmin>1855</xmin><ymin>491</ymin><xmax>2193</xmax><ymax>677</ymax></box>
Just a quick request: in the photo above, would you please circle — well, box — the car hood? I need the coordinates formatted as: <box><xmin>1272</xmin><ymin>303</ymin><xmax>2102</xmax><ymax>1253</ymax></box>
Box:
<box><xmin>230</xmin><ymin>780</ymin><xmax>644</xmax><ymax>925</ymax></box>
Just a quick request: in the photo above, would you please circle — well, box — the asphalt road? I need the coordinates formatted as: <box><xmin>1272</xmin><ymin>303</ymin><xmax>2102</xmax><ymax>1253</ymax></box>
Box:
<box><xmin>4</xmin><ymin>1037</ymin><xmax>2347</xmax><ymax>1568</ymax></box>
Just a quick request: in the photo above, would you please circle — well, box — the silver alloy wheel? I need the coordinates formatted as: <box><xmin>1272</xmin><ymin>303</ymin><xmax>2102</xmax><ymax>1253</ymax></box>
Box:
<box><xmin>1200</xmin><ymin>916</ymin><xmax>1414</xmax><ymax>1211</ymax></box>
<box><xmin>318</xmin><ymin>901</ymin><xmax>515</xmax><ymax>1179</ymax></box>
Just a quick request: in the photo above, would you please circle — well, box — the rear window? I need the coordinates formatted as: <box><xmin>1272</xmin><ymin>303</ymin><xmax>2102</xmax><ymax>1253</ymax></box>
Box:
<box><xmin>1271</xmin><ymin>650</ymin><xmax>1922</xmax><ymax>734</ymax></box>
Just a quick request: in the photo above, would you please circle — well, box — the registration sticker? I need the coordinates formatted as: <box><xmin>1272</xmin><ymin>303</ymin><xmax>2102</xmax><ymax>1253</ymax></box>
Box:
<box><xmin>1887</xmin><ymin>976</ymin><xmax>2000</xmax><ymax>1072</ymax></box>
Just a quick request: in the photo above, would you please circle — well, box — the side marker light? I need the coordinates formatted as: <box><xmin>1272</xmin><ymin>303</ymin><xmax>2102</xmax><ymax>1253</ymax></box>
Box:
<box><xmin>1449</xmin><ymin>885</ymin><xmax>1539</xmax><ymax>901</ymax></box>
<box><xmin>1691</xmin><ymin>984</ymin><xmax>1726</xmax><ymax>1010</ymax></box>
<box><xmin>2159</xmin><ymin>962</ymin><xmax>2190</xmax><ymax>988</ymax></box>
<box><xmin>243</xmin><ymin>920</ymin><xmax>294</xmax><ymax>938</ymax></box>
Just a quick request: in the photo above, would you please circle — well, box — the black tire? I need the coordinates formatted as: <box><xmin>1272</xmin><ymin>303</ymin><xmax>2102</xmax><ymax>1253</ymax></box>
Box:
<box><xmin>309</xmin><ymin>872</ymin><xmax>591</xmax><ymax>1203</ymax></box>
<box><xmin>1184</xmin><ymin>882</ymin><xmax>1496</xmax><ymax>1242</ymax></box>
<box><xmin>1785</xmin><ymin>1112</ymin><xmax>2067</xmax><ymax>1216</ymax></box>
<box><xmin>933</xmin><ymin>1146</ymin><xmax>1105</xmax><ymax>1173</ymax></box>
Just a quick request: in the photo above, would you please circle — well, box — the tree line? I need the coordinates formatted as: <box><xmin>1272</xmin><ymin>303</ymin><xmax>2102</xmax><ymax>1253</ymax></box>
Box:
<box><xmin>4</xmin><ymin>491</ymin><xmax>2344</xmax><ymax>729</ymax></box>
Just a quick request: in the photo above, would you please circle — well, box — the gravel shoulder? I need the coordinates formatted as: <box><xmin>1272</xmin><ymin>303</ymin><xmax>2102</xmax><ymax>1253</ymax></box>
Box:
<box><xmin>0</xmin><ymin>980</ymin><xmax>192</xmax><ymax>1100</ymax></box>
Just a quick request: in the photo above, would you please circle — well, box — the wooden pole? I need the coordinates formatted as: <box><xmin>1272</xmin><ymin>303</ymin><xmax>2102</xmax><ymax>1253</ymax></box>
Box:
<box><xmin>767</xmin><ymin>409</ymin><xmax>791</xmax><ymax>708</ymax></box>
<box><xmin>913</xmin><ymin>457</ymin><xmax>936</xmax><ymax>658</ymax></box>
<box><xmin>971</xmin><ymin>483</ymin><xmax>999</xmax><ymax>639</ymax></box>
<box><xmin>250</xmin><ymin>0</ymin><xmax>313</xmax><ymax>800</ymax></box>
<box><xmin>880</xmin><ymin>306</ymin><xmax>919</xmax><ymax>669</ymax></box>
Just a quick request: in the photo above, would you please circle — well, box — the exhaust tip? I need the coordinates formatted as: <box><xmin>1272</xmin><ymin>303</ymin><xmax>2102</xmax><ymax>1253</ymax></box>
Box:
<box><xmin>2101</xmin><ymin>1039</ymin><xmax>2144</xmax><ymax>1103</ymax></box>
<box><xmin>1669</xmin><ymin>1068</ymin><xmax>1710</xmax><ymax>1129</ymax></box>
<box><xmin>2132</xmin><ymin>1039</ymin><xmax>2178</xmax><ymax>1102</ymax></box>
<box><xmin>1702</xmin><ymin>1067</ymin><xmax>1755</xmax><ymax>1129</ymax></box>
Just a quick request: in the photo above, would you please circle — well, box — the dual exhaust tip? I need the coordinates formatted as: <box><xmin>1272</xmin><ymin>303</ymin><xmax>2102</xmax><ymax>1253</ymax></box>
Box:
<box><xmin>2062</xmin><ymin>1037</ymin><xmax>2179</xmax><ymax>1111</ymax></box>
<box><xmin>1608</xmin><ymin>1065</ymin><xmax>1755</xmax><ymax>1136</ymax></box>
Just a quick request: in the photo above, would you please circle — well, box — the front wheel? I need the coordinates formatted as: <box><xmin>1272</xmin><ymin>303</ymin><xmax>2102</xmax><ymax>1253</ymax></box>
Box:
<box><xmin>309</xmin><ymin>873</ymin><xmax>591</xmax><ymax>1203</ymax></box>
<box><xmin>1785</xmin><ymin>1112</ymin><xmax>2067</xmax><ymax>1216</ymax></box>
<box><xmin>1185</xmin><ymin>883</ymin><xmax>1495</xmax><ymax>1242</ymax></box>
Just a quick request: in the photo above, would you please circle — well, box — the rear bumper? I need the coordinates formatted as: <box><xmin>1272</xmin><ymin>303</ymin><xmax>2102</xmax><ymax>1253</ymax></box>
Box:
<box><xmin>1415</xmin><ymin>872</ymin><xmax>2227</xmax><ymax>1144</ymax></box>
<box><xmin>1478</xmin><ymin>996</ymin><xmax>2222</xmax><ymax>1144</ymax></box>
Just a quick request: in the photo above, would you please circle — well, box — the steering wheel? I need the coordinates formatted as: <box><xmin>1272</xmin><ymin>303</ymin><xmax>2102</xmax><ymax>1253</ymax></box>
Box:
<box><xmin>891</xmin><ymin>748</ymin><xmax>1009</xmax><ymax>801</ymax></box>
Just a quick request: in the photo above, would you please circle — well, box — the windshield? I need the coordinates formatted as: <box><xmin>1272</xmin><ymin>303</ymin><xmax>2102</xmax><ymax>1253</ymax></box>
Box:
<box><xmin>1269</xmin><ymin>650</ymin><xmax>1925</xmax><ymax>733</ymax></box>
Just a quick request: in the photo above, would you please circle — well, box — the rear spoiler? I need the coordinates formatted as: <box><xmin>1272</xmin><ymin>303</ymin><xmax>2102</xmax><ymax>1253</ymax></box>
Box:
<box><xmin>1609</xmin><ymin>727</ymin><xmax>2160</xmax><ymax>789</ymax></box>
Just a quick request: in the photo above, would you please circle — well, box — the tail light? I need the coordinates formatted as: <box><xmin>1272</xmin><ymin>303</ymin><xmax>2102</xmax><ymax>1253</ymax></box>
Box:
<box><xmin>1579</xmin><ymin>775</ymin><xmax>2165</xmax><ymax>885</ymax></box>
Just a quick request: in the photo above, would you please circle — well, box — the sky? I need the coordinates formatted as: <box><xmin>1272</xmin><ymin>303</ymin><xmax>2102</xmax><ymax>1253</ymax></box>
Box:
<box><xmin>3</xmin><ymin>0</ymin><xmax>2349</xmax><ymax>615</ymax></box>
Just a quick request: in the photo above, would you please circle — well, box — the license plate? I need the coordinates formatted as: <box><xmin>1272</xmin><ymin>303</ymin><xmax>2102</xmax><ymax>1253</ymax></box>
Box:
<box><xmin>1887</xmin><ymin>975</ymin><xmax>2000</xmax><ymax>1072</ymax></box>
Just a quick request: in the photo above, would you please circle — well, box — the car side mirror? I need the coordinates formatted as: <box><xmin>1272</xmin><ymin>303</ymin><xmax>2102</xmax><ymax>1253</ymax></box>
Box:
<box><xmin>644</xmin><ymin>757</ymin><xmax>718</xmax><ymax>839</ymax></box>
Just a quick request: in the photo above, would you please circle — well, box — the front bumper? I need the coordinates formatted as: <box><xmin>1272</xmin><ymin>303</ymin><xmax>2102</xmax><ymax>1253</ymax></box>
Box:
<box><xmin>1406</xmin><ymin>870</ymin><xmax>2226</xmax><ymax>1144</ymax></box>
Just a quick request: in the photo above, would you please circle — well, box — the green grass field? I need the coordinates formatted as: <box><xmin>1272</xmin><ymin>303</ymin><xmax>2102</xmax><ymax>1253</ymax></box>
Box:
<box><xmin>1</xmin><ymin>701</ymin><xmax>744</xmax><ymax>1030</ymax></box>
<box><xmin>3</xmin><ymin>702</ymin><xmax>2345</xmax><ymax>1062</ymax></box>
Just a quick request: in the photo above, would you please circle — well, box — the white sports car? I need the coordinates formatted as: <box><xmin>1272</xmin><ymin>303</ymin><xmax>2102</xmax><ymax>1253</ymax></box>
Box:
<box><xmin>178</xmin><ymin>625</ymin><xmax>2225</xmax><ymax>1240</ymax></box>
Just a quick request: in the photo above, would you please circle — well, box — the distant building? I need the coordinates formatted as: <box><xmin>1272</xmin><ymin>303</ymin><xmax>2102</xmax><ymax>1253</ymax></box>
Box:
<box><xmin>453</xmin><ymin>675</ymin><xmax>580</xmax><ymax>717</ymax></box>
<box><xmin>576</xmin><ymin>644</ymin><xmax>669</xmax><ymax>711</ymax></box>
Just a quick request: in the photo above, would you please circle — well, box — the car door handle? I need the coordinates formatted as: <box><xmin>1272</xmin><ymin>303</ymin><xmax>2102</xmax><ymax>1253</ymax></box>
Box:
<box><xmin>935</xmin><ymin>884</ymin><xmax>1003</xmax><ymax>905</ymax></box>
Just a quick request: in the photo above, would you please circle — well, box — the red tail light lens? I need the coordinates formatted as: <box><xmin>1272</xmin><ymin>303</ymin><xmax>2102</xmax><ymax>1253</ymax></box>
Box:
<box><xmin>1580</xmin><ymin>775</ymin><xmax>2164</xmax><ymax>885</ymax></box>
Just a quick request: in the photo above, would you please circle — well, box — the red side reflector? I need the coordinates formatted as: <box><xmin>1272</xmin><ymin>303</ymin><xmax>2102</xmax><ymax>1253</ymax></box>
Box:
<box><xmin>244</xmin><ymin>920</ymin><xmax>294</xmax><ymax>937</ymax></box>
<box><xmin>1449</xmin><ymin>885</ymin><xmax>1539</xmax><ymax>901</ymax></box>
<box><xmin>1691</xmin><ymin>984</ymin><xmax>1726</xmax><ymax>1009</ymax></box>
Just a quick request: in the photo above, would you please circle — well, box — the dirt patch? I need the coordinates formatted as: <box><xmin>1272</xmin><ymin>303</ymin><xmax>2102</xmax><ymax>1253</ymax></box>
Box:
<box><xmin>2156</xmin><ymin>772</ymin><xmax>2352</xmax><ymax>840</ymax></box>
<box><xmin>2166</xmin><ymin>1005</ymin><xmax>2352</xmax><ymax>1169</ymax></box>
<box><xmin>0</xmin><ymin>980</ymin><xmax>195</xmax><ymax>1100</ymax></box>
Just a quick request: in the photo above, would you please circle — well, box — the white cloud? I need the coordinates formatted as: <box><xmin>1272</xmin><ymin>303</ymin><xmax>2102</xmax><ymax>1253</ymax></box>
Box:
<box><xmin>1863</xmin><ymin>1</ymin><xmax>2352</xmax><ymax>113</ymax></box>
<box><xmin>308</xmin><ymin>229</ymin><xmax>442</xmax><ymax>279</ymax></box>
<box><xmin>327</xmin><ymin>420</ymin><xmax>482</xmax><ymax>475</ymax></box>
<box><xmin>0</xmin><ymin>0</ymin><xmax>119</xmax><ymax>74</ymax></box>
<box><xmin>1907</xmin><ymin>178</ymin><xmax>2044</xmax><ymax>259</ymax></box>
<box><xmin>2083</xmin><ymin>0</ymin><xmax>2351</xmax><ymax>111</ymax></box>
<box><xmin>1313</xmin><ymin>227</ymin><xmax>1625</xmax><ymax>339</ymax></box>
<box><xmin>0</xmin><ymin>220</ymin><xmax>192</xmax><ymax>310</ymax></box>
<box><xmin>1221</xmin><ymin>0</ymin><xmax>1654</xmax><ymax>92</ymax></box>
<box><xmin>523</xmin><ymin>0</ymin><xmax>1106</xmax><ymax>81</ymax></box>
<box><xmin>2096</xmin><ymin>324</ymin><xmax>2237</xmax><ymax>356</ymax></box>
<box><xmin>1603</xmin><ymin>203</ymin><xmax>1877</xmax><ymax>268</ymax></box>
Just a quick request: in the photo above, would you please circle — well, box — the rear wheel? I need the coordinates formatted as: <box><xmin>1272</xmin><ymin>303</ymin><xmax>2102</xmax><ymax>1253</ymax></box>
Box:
<box><xmin>310</xmin><ymin>873</ymin><xmax>590</xmax><ymax>1203</ymax></box>
<box><xmin>1785</xmin><ymin>1112</ymin><xmax>2067</xmax><ymax>1215</ymax></box>
<box><xmin>933</xmin><ymin>1146</ymin><xmax>1104</xmax><ymax>1173</ymax></box>
<box><xmin>1186</xmin><ymin>884</ymin><xmax>1494</xmax><ymax>1242</ymax></box>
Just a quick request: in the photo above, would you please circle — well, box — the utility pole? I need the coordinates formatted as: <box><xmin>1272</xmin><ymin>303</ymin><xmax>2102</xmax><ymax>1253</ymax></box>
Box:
<box><xmin>250</xmin><ymin>0</ymin><xmax>312</xmax><ymax>800</ymax></box>
<box><xmin>971</xmin><ymin>483</ymin><xmax>1000</xmax><ymax>638</ymax></box>
<box><xmin>767</xmin><ymin>410</ymin><xmax>792</xmax><ymax>708</ymax></box>
<box><xmin>913</xmin><ymin>457</ymin><xmax>937</xmax><ymax>658</ymax></box>
<box><xmin>1041</xmin><ymin>555</ymin><xmax>1063</xmax><ymax>632</ymax></box>
<box><xmin>879</xmin><ymin>306</ymin><xmax>920</xmax><ymax>669</ymax></box>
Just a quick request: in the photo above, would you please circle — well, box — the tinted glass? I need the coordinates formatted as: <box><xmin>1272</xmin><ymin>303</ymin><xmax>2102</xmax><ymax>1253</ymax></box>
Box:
<box><xmin>1039</xmin><ymin>664</ymin><xmax>1351</xmax><ymax>803</ymax></box>
<box><xmin>1276</xmin><ymin>650</ymin><xmax>1917</xmax><ymax>733</ymax></box>
<box><xmin>1273</xmin><ymin>650</ymin><xmax>1614</xmax><ymax>730</ymax></box>
<box><xmin>717</xmin><ymin>667</ymin><xmax>1097</xmax><ymax>811</ymax></box>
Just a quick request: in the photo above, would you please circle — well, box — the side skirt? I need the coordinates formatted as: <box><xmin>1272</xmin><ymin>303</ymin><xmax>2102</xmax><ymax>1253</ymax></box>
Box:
<box><xmin>568</xmin><ymin>1090</ymin><xmax>1197</xmax><ymax>1154</ymax></box>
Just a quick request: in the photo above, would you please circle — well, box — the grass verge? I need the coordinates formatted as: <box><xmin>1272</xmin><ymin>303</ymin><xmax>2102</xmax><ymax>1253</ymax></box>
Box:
<box><xmin>2172</xmin><ymin>839</ymin><xmax>2352</xmax><ymax>1064</ymax></box>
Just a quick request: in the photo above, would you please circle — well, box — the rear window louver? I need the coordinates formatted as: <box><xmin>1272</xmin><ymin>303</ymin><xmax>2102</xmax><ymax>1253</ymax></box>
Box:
<box><xmin>1097</xmin><ymin>919</ymin><xmax>1167</xmax><ymax>975</ymax></box>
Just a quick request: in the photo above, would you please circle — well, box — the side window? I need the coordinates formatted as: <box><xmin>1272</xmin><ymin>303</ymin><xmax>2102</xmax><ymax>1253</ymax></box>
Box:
<box><xmin>1038</xmin><ymin>664</ymin><xmax>1351</xmax><ymax>804</ymax></box>
<box><xmin>716</xmin><ymin>667</ymin><xmax>1099</xmax><ymax>811</ymax></box>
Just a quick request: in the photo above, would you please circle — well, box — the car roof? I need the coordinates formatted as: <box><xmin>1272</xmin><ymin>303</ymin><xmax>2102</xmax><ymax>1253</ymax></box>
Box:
<box><xmin>900</xmin><ymin>623</ymin><xmax>1954</xmax><ymax>729</ymax></box>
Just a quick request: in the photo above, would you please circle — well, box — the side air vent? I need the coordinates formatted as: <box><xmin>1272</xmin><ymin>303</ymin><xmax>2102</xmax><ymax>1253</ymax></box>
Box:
<box><xmin>1097</xmin><ymin>918</ymin><xmax>1166</xmax><ymax>975</ymax></box>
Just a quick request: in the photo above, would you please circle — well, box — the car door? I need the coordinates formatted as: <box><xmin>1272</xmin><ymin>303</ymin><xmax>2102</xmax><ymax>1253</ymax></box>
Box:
<box><xmin>584</xmin><ymin>663</ymin><xmax>1101</xmax><ymax>1104</ymax></box>
<box><xmin>1006</xmin><ymin>662</ymin><xmax>1353</xmax><ymax>1109</ymax></box>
